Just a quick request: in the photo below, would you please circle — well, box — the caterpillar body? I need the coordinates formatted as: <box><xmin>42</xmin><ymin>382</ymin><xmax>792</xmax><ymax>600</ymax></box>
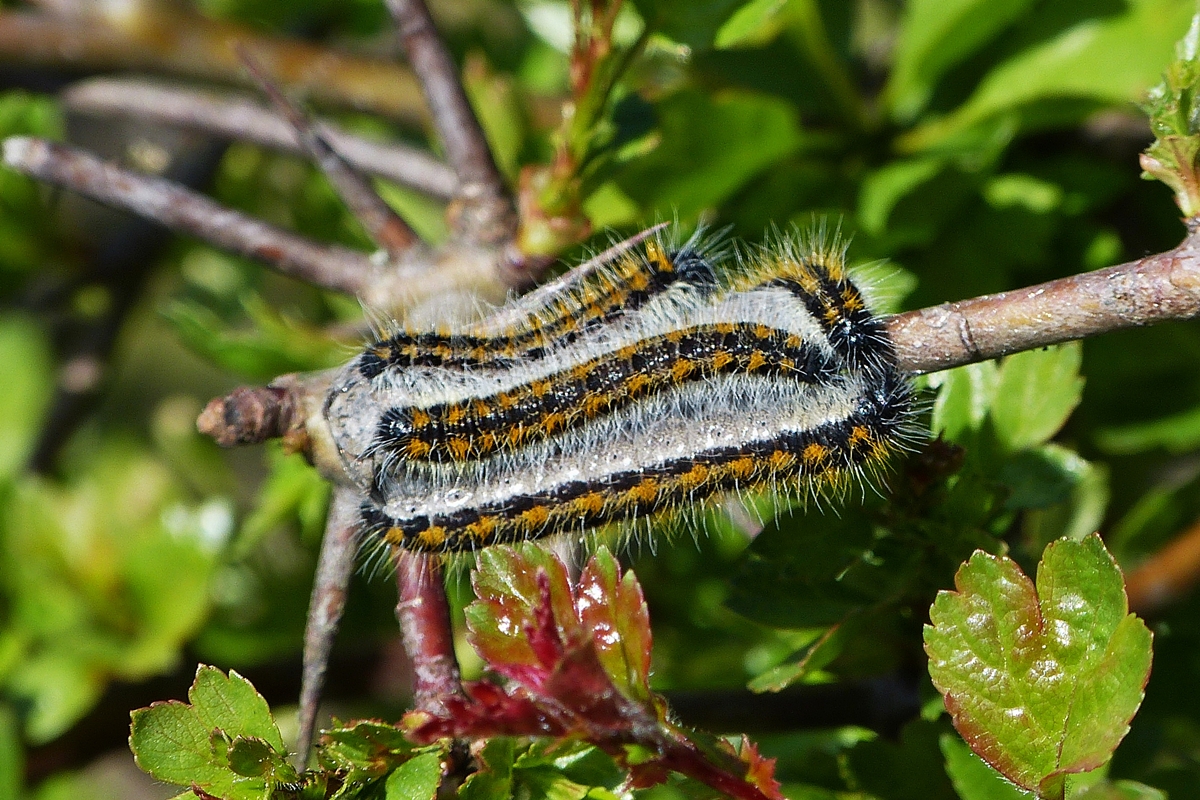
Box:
<box><xmin>323</xmin><ymin>228</ymin><xmax>916</xmax><ymax>553</ymax></box>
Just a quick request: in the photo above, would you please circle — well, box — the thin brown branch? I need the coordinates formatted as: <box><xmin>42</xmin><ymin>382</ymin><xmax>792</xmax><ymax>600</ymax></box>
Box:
<box><xmin>239</xmin><ymin>48</ymin><xmax>422</xmax><ymax>259</ymax></box>
<box><xmin>395</xmin><ymin>550</ymin><xmax>463</xmax><ymax>713</ymax></box>
<box><xmin>888</xmin><ymin>229</ymin><xmax>1200</xmax><ymax>374</ymax></box>
<box><xmin>296</xmin><ymin>487</ymin><xmax>362</xmax><ymax>767</ymax></box>
<box><xmin>386</xmin><ymin>0</ymin><xmax>518</xmax><ymax>245</ymax></box>
<box><xmin>0</xmin><ymin>9</ymin><xmax>427</xmax><ymax>122</ymax></box>
<box><xmin>63</xmin><ymin>78</ymin><xmax>458</xmax><ymax>200</ymax></box>
<box><xmin>4</xmin><ymin>136</ymin><xmax>379</xmax><ymax>295</ymax></box>
<box><xmin>1125</xmin><ymin>514</ymin><xmax>1200</xmax><ymax>615</ymax></box>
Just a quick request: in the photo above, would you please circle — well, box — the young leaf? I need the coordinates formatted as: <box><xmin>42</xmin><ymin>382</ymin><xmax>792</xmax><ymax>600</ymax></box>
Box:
<box><xmin>384</xmin><ymin>751</ymin><xmax>443</xmax><ymax>800</ymax></box>
<box><xmin>576</xmin><ymin>547</ymin><xmax>653</xmax><ymax>702</ymax></box>
<box><xmin>990</xmin><ymin>343</ymin><xmax>1084</xmax><ymax>453</ymax></box>
<box><xmin>129</xmin><ymin>666</ymin><xmax>294</xmax><ymax>800</ymax></box>
<box><xmin>1141</xmin><ymin>13</ymin><xmax>1200</xmax><ymax>218</ymax></box>
<box><xmin>925</xmin><ymin>534</ymin><xmax>1153</xmax><ymax>798</ymax></box>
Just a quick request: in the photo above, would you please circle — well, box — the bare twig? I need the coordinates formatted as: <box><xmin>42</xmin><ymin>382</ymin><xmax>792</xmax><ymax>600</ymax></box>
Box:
<box><xmin>395</xmin><ymin>550</ymin><xmax>463</xmax><ymax>713</ymax></box>
<box><xmin>239</xmin><ymin>48</ymin><xmax>422</xmax><ymax>260</ymax></box>
<box><xmin>387</xmin><ymin>0</ymin><xmax>518</xmax><ymax>245</ymax></box>
<box><xmin>887</xmin><ymin>229</ymin><xmax>1200</xmax><ymax>374</ymax></box>
<box><xmin>4</xmin><ymin>136</ymin><xmax>380</xmax><ymax>295</ymax></box>
<box><xmin>0</xmin><ymin>8</ymin><xmax>427</xmax><ymax>122</ymax></box>
<box><xmin>296</xmin><ymin>487</ymin><xmax>362</xmax><ymax>767</ymax></box>
<box><xmin>64</xmin><ymin>78</ymin><xmax>457</xmax><ymax>200</ymax></box>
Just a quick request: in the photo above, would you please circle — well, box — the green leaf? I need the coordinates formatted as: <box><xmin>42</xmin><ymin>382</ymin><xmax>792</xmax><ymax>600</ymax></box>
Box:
<box><xmin>887</xmin><ymin>0</ymin><xmax>1037</xmax><ymax>122</ymax></box>
<box><xmin>1071</xmin><ymin>780</ymin><xmax>1166</xmax><ymax>800</ymax></box>
<box><xmin>615</xmin><ymin>89</ymin><xmax>801</xmax><ymax>220</ymax></box>
<box><xmin>0</xmin><ymin>704</ymin><xmax>21</xmax><ymax>800</ymax></box>
<box><xmin>130</xmin><ymin>699</ymin><xmax>247</xmax><ymax>795</ymax></box>
<box><xmin>632</xmin><ymin>0</ymin><xmax>745</xmax><ymax>49</ymax></box>
<box><xmin>929</xmin><ymin>361</ymin><xmax>1000</xmax><ymax>442</ymax></box>
<box><xmin>1096</xmin><ymin>403</ymin><xmax>1200</xmax><ymax>455</ymax></box>
<box><xmin>714</xmin><ymin>0</ymin><xmax>789</xmax><ymax>49</ymax></box>
<box><xmin>384</xmin><ymin>751</ymin><xmax>443</xmax><ymax>800</ymax></box>
<box><xmin>857</xmin><ymin>157</ymin><xmax>946</xmax><ymax>236</ymax></box>
<box><xmin>991</xmin><ymin>343</ymin><xmax>1084</xmax><ymax>453</ymax></box>
<box><xmin>130</xmin><ymin>666</ymin><xmax>291</xmax><ymax>800</ymax></box>
<box><xmin>746</xmin><ymin>620</ymin><xmax>851</xmax><ymax>693</ymax></box>
<box><xmin>0</xmin><ymin>315</ymin><xmax>52</xmax><ymax>482</ymax></box>
<box><xmin>940</xmin><ymin>733</ymin><xmax>1034</xmax><ymax>800</ymax></box>
<box><xmin>903</xmin><ymin>0</ymin><xmax>1195</xmax><ymax>152</ymax></box>
<box><xmin>924</xmin><ymin>534</ymin><xmax>1153</xmax><ymax>796</ymax></box>
<box><xmin>576</xmin><ymin>547</ymin><xmax>653</xmax><ymax>702</ymax></box>
<box><xmin>189</xmin><ymin>666</ymin><xmax>286</xmax><ymax>753</ymax></box>
<box><xmin>459</xmin><ymin>738</ymin><xmax>516</xmax><ymax>800</ymax></box>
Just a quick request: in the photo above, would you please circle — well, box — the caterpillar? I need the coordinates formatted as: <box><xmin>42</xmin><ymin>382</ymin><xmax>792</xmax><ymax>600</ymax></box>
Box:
<box><xmin>322</xmin><ymin>226</ymin><xmax>917</xmax><ymax>553</ymax></box>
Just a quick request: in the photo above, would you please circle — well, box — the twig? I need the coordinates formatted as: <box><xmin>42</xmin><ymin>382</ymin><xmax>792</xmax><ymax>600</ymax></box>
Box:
<box><xmin>296</xmin><ymin>487</ymin><xmax>362</xmax><ymax>767</ymax></box>
<box><xmin>387</xmin><ymin>0</ymin><xmax>518</xmax><ymax>245</ymax></box>
<box><xmin>887</xmin><ymin>228</ymin><xmax>1200</xmax><ymax>374</ymax></box>
<box><xmin>395</xmin><ymin>550</ymin><xmax>463</xmax><ymax>713</ymax></box>
<box><xmin>239</xmin><ymin>48</ymin><xmax>422</xmax><ymax>260</ymax></box>
<box><xmin>0</xmin><ymin>8</ymin><xmax>427</xmax><ymax>122</ymax></box>
<box><xmin>1125</xmin><ymin>515</ymin><xmax>1200</xmax><ymax>615</ymax></box>
<box><xmin>3</xmin><ymin>136</ymin><xmax>380</xmax><ymax>296</ymax></box>
<box><xmin>63</xmin><ymin>78</ymin><xmax>457</xmax><ymax>200</ymax></box>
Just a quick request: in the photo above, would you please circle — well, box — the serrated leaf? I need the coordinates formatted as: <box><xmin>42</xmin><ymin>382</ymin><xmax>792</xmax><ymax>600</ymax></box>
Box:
<box><xmin>466</xmin><ymin>544</ymin><xmax>579</xmax><ymax>671</ymax></box>
<box><xmin>130</xmin><ymin>700</ymin><xmax>239</xmax><ymax>792</ymax></box>
<box><xmin>189</xmin><ymin>666</ymin><xmax>286</xmax><ymax>754</ymax></box>
<box><xmin>384</xmin><ymin>751</ymin><xmax>443</xmax><ymax>800</ymax></box>
<box><xmin>991</xmin><ymin>344</ymin><xmax>1084</xmax><ymax>453</ymax></box>
<box><xmin>1141</xmin><ymin>13</ymin><xmax>1200</xmax><ymax>216</ymax></box>
<box><xmin>925</xmin><ymin>534</ymin><xmax>1153</xmax><ymax>795</ymax></box>
<box><xmin>317</xmin><ymin>719</ymin><xmax>423</xmax><ymax>781</ymax></box>
<box><xmin>576</xmin><ymin>547</ymin><xmax>652</xmax><ymax>702</ymax></box>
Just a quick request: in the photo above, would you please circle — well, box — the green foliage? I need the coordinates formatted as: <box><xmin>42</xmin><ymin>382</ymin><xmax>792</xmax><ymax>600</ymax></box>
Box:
<box><xmin>926</xmin><ymin>535</ymin><xmax>1153</xmax><ymax>799</ymax></box>
<box><xmin>5</xmin><ymin>1</ymin><xmax>1200</xmax><ymax>798</ymax></box>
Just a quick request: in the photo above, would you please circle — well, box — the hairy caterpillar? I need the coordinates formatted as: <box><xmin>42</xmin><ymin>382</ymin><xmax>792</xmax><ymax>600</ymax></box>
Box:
<box><xmin>323</xmin><ymin>226</ymin><xmax>916</xmax><ymax>553</ymax></box>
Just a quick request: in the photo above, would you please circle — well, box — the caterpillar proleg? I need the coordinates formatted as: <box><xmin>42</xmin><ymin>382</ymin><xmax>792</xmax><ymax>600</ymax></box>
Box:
<box><xmin>323</xmin><ymin>226</ymin><xmax>917</xmax><ymax>553</ymax></box>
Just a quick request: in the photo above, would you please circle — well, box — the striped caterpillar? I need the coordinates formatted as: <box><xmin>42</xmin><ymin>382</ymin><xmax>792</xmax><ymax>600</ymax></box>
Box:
<box><xmin>323</xmin><ymin>227</ymin><xmax>917</xmax><ymax>553</ymax></box>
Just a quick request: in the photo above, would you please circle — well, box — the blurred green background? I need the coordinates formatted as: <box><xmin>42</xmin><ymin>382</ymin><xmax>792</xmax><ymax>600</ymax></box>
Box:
<box><xmin>3</xmin><ymin>0</ymin><xmax>1200</xmax><ymax>797</ymax></box>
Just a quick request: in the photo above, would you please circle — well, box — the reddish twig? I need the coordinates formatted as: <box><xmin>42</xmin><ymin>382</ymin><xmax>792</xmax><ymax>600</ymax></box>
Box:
<box><xmin>395</xmin><ymin>550</ymin><xmax>463</xmax><ymax>713</ymax></box>
<box><xmin>1125</xmin><ymin>516</ymin><xmax>1200</xmax><ymax>615</ymax></box>
<box><xmin>296</xmin><ymin>487</ymin><xmax>362</xmax><ymax>767</ymax></box>
<box><xmin>239</xmin><ymin>48</ymin><xmax>422</xmax><ymax>259</ymax></box>
<box><xmin>0</xmin><ymin>8</ymin><xmax>427</xmax><ymax>122</ymax></box>
<box><xmin>4</xmin><ymin>137</ymin><xmax>379</xmax><ymax>295</ymax></box>
<box><xmin>63</xmin><ymin>78</ymin><xmax>457</xmax><ymax>200</ymax></box>
<box><xmin>387</xmin><ymin>0</ymin><xmax>518</xmax><ymax>245</ymax></box>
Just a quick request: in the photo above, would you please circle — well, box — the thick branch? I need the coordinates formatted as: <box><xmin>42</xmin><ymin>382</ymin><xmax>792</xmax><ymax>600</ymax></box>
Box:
<box><xmin>4</xmin><ymin>136</ymin><xmax>378</xmax><ymax>295</ymax></box>
<box><xmin>888</xmin><ymin>230</ymin><xmax>1200</xmax><ymax>374</ymax></box>
<box><xmin>64</xmin><ymin>78</ymin><xmax>457</xmax><ymax>199</ymax></box>
<box><xmin>296</xmin><ymin>487</ymin><xmax>361</xmax><ymax>767</ymax></box>
<box><xmin>387</xmin><ymin>0</ymin><xmax>517</xmax><ymax>244</ymax></box>
<box><xmin>240</xmin><ymin>49</ymin><xmax>421</xmax><ymax>258</ymax></box>
<box><xmin>0</xmin><ymin>8</ymin><xmax>427</xmax><ymax>122</ymax></box>
<box><xmin>395</xmin><ymin>551</ymin><xmax>463</xmax><ymax>713</ymax></box>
